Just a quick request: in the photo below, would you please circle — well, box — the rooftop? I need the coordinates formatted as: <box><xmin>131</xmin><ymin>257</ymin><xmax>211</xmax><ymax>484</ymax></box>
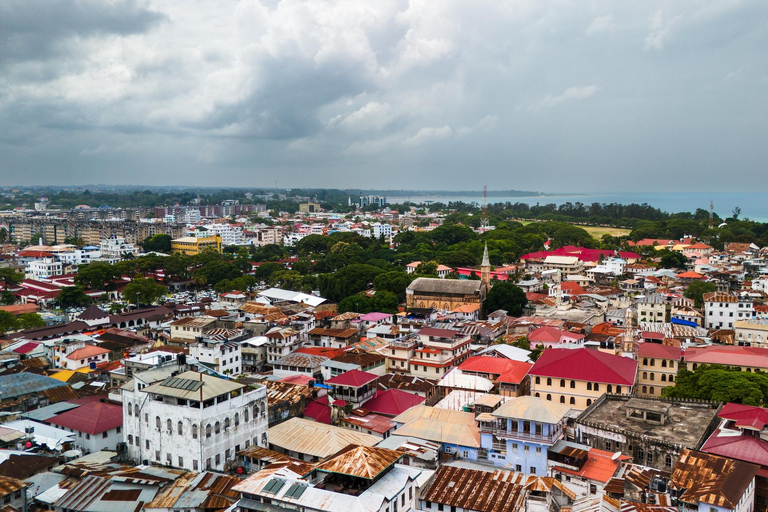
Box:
<box><xmin>492</xmin><ymin>396</ymin><xmax>571</xmax><ymax>424</ymax></box>
<box><xmin>671</xmin><ymin>449</ymin><xmax>759</xmax><ymax>509</ymax></box>
<box><xmin>576</xmin><ymin>395</ymin><xmax>721</xmax><ymax>449</ymax></box>
<box><xmin>420</xmin><ymin>465</ymin><xmax>525</xmax><ymax>512</ymax></box>
<box><xmin>268</xmin><ymin>417</ymin><xmax>380</xmax><ymax>459</ymax></box>
<box><xmin>141</xmin><ymin>371</ymin><xmax>246</xmax><ymax>401</ymax></box>
<box><xmin>529</xmin><ymin>348</ymin><xmax>638</xmax><ymax>385</ymax></box>
<box><xmin>314</xmin><ymin>445</ymin><xmax>403</xmax><ymax>480</ymax></box>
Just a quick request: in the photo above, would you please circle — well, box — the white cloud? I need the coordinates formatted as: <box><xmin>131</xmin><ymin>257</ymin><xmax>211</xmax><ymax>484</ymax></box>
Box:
<box><xmin>586</xmin><ymin>15</ymin><xmax>616</xmax><ymax>36</ymax></box>
<box><xmin>533</xmin><ymin>86</ymin><xmax>600</xmax><ymax>110</ymax></box>
<box><xmin>404</xmin><ymin>125</ymin><xmax>453</xmax><ymax>145</ymax></box>
<box><xmin>644</xmin><ymin>9</ymin><xmax>680</xmax><ymax>51</ymax></box>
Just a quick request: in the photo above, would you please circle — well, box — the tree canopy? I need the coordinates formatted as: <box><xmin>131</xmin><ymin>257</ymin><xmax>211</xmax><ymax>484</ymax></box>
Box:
<box><xmin>663</xmin><ymin>364</ymin><xmax>768</xmax><ymax>406</ymax></box>
<box><xmin>484</xmin><ymin>282</ymin><xmax>528</xmax><ymax>316</ymax></box>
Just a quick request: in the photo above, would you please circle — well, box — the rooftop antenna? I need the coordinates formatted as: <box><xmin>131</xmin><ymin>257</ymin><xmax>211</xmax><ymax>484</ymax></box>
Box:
<box><xmin>481</xmin><ymin>185</ymin><xmax>489</xmax><ymax>232</ymax></box>
<box><xmin>709</xmin><ymin>201</ymin><xmax>714</xmax><ymax>230</ymax></box>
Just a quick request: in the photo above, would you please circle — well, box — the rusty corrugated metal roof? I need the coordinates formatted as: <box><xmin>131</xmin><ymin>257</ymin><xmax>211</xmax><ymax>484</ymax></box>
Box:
<box><xmin>314</xmin><ymin>445</ymin><xmax>403</xmax><ymax>480</ymax></box>
<box><xmin>671</xmin><ymin>449</ymin><xmax>760</xmax><ymax>509</ymax></box>
<box><xmin>420</xmin><ymin>466</ymin><xmax>525</xmax><ymax>512</ymax></box>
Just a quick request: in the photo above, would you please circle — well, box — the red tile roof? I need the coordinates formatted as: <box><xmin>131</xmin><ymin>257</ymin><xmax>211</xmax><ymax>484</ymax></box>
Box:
<box><xmin>529</xmin><ymin>348</ymin><xmax>638</xmax><ymax>385</ymax></box>
<box><xmin>326</xmin><ymin>370</ymin><xmax>378</xmax><ymax>387</ymax></box>
<box><xmin>48</xmin><ymin>400</ymin><xmax>123</xmax><ymax>434</ymax></box>
<box><xmin>701</xmin><ymin>428</ymin><xmax>768</xmax><ymax>468</ymax></box>
<box><xmin>677</xmin><ymin>271</ymin><xmax>705</xmax><ymax>279</ymax></box>
<box><xmin>361</xmin><ymin>389</ymin><xmax>424</xmax><ymax>417</ymax></box>
<box><xmin>521</xmin><ymin>246</ymin><xmax>641</xmax><ymax>263</ymax></box>
<box><xmin>637</xmin><ymin>343</ymin><xmax>682</xmax><ymax>360</ymax></box>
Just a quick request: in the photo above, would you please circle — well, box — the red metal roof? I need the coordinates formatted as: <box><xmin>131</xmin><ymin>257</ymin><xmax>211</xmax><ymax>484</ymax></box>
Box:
<box><xmin>458</xmin><ymin>356</ymin><xmax>533</xmax><ymax>384</ymax></box>
<box><xmin>13</xmin><ymin>342</ymin><xmax>40</xmax><ymax>355</ymax></box>
<box><xmin>528</xmin><ymin>326</ymin><xmax>585</xmax><ymax>344</ymax></box>
<box><xmin>529</xmin><ymin>348</ymin><xmax>638</xmax><ymax>385</ymax></box>
<box><xmin>67</xmin><ymin>345</ymin><xmax>110</xmax><ymax>360</ymax></box>
<box><xmin>326</xmin><ymin>369</ymin><xmax>378</xmax><ymax>387</ymax></box>
<box><xmin>718</xmin><ymin>402</ymin><xmax>768</xmax><ymax>431</ymax></box>
<box><xmin>418</xmin><ymin>327</ymin><xmax>460</xmax><ymax>338</ymax></box>
<box><xmin>520</xmin><ymin>246</ymin><xmax>641</xmax><ymax>263</ymax></box>
<box><xmin>637</xmin><ymin>342</ymin><xmax>681</xmax><ymax>359</ymax></box>
<box><xmin>48</xmin><ymin>400</ymin><xmax>123</xmax><ymax>434</ymax></box>
<box><xmin>555</xmin><ymin>448</ymin><xmax>630</xmax><ymax>483</ymax></box>
<box><xmin>303</xmin><ymin>399</ymin><xmax>332</xmax><ymax>424</ymax></box>
<box><xmin>362</xmin><ymin>389</ymin><xmax>424</xmax><ymax>417</ymax></box>
<box><xmin>685</xmin><ymin>345</ymin><xmax>768</xmax><ymax>369</ymax></box>
<box><xmin>701</xmin><ymin>429</ymin><xmax>768</xmax><ymax>468</ymax></box>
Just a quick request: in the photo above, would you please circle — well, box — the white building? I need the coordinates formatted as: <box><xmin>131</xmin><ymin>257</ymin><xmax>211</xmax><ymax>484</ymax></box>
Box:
<box><xmin>25</xmin><ymin>257</ymin><xmax>63</xmax><ymax>279</ymax></box>
<box><xmin>204</xmin><ymin>224</ymin><xmax>244</xmax><ymax>247</ymax></box>
<box><xmin>704</xmin><ymin>292</ymin><xmax>754</xmax><ymax>330</ymax></box>
<box><xmin>122</xmin><ymin>370</ymin><xmax>268</xmax><ymax>472</ymax></box>
<box><xmin>100</xmin><ymin>237</ymin><xmax>140</xmax><ymax>260</ymax></box>
<box><xmin>62</xmin><ymin>345</ymin><xmax>110</xmax><ymax>370</ymax></box>
<box><xmin>371</xmin><ymin>223</ymin><xmax>392</xmax><ymax>239</ymax></box>
<box><xmin>56</xmin><ymin>246</ymin><xmax>102</xmax><ymax>266</ymax></box>
<box><xmin>189</xmin><ymin>339</ymin><xmax>242</xmax><ymax>376</ymax></box>
<box><xmin>48</xmin><ymin>400</ymin><xmax>123</xmax><ymax>453</ymax></box>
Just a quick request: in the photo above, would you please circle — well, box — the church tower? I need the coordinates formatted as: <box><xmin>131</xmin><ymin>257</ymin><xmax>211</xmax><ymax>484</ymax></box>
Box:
<box><xmin>481</xmin><ymin>243</ymin><xmax>491</xmax><ymax>289</ymax></box>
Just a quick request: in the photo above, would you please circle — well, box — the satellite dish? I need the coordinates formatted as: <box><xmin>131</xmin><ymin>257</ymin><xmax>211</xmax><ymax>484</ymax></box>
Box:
<box><xmin>611</xmin><ymin>452</ymin><xmax>622</xmax><ymax>461</ymax></box>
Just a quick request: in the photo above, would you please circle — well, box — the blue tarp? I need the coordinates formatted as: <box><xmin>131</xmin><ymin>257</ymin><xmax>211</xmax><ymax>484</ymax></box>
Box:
<box><xmin>670</xmin><ymin>317</ymin><xmax>698</xmax><ymax>328</ymax></box>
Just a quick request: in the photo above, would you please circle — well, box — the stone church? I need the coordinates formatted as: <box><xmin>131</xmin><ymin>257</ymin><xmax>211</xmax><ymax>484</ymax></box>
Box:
<box><xmin>405</xmin><ymin>244</ymin><xmax>491</xmax><ymax>310</ymax></box>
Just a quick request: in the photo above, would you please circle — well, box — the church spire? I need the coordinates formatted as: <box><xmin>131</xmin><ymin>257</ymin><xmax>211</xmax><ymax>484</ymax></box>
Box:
<box><xmin>481</xmin><ymin>243</ymin><xmax>491</xmax><ymax>289</ymax></box>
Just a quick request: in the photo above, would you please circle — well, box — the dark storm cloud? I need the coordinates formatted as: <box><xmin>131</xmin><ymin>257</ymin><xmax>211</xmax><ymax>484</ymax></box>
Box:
<box><xmin>0</xmin><ymin>0</ymin><xmax>766</xmax><ymax>191</ymax></box>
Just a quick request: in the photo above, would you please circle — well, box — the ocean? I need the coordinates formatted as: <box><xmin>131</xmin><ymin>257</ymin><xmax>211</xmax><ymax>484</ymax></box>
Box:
<box><xmin>386</xmin><ymin>192</ymin><xmax>768</xmax><ymax>222</ymax></box>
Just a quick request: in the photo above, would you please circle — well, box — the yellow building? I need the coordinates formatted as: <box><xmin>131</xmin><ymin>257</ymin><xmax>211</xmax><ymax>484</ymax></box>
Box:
<box><xmin>636</xmin><ymin>343</ymin><xmax>681</xmax><ymax>397</ymax></box>
<box><xmin>529</xmin><ymin>348</ymin><xmax>637</xmax><ymax>411</ymax></box>
<box><xmin>170</xmin><ymin>235</ymin><xmax>222</xmax><ymax>255</ymax></box>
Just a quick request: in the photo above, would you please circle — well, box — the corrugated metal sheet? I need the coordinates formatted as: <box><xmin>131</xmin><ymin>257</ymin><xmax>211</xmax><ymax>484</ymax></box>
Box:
<box><xmin>268</xmin><ymin>418</ymin><xmax>379</xmax><ymax>459</ymax></box>
<box><xmin>670</xmin><ymin>449</ymin><xmax>760</xmax><ymax>509</ymax></box>
<box><xmin>314</xmin><ymin>445</ymin><xmax>402</xmax><ymax>480</ymax></box>
<box><xmin>420</xmin><ymin>466</ymin><xmax>525</xmax><ymax>512</ymax></box>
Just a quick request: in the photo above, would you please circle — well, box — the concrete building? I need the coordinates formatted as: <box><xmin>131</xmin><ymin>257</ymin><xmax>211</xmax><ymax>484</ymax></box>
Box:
<box><xmin>189</xmin><ymin>339</ymin><xmax>242</xmax><ymax>376</ymax></box>
<box><xmin>704</xmin><ymin>292</ymin><xmax>754</xmax><ymax>330</ymax></box>
<box><xmin>478</xmin><ymin>396</ymin><xmax>570</xmax><ymax>475</ymax></box>
<box><xmin>734</xmin><ymin>319</ymin><xmax>768</xmax><ymax>348</ymax></box>
<box><xmin>574</xmin><ymin>395</ymin><xmax>722</xmax><ymax>472</ymax></box>
<box><xmin>48</xmin><ymin>400</ymin><xmax>123</xmax><ymax>453</ymax></box>
<box><xmin>636</xmin><ymin>342</ymin><xmax>682</xmax><ymax>397</ymax></box>
<box><xmin>122</xmin><ymin>370</ymin><xmax>268</xmax><ymax>472</ymax></box>
<box><xmin>170</xmin><ymin>235</ymin><xmax>222</xmax><ymax>255</ymax></box>
<box><xmin>636</xmin><ymin>295</ymin><xmax>666</xmax><ymax>323</ymax></box>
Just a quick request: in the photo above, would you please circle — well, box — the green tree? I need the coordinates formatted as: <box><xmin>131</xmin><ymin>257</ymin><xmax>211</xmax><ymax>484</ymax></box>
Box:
<box><xmin>141</xmin><ymin>234</ymin><xmax>173</xmax><ymax>253</ymax></box>
<box><xmin>658</xmin><ymin>250</ymin><xmax>688</xmax><ymax>270</ymax></box>
<box><xmin>17</xmin><ymin>313</ymin><xmax>45</xmax><ymax>330</ymax></box>
<box><xmin>57</xmin><ymin>286</ymin><xmax>93</xmax><ymax>309</ymax></box>
<box><xmin>484</xmin><ymin>282</ymin><xmax>528</xmax><ymax>316</ymax></box>
<box><xmin>663</xmin><ymin>364</ymin><xmax>768</xmax><ymax>406</ymax></box>
<box><xmin>0</xmin><ymin>227</ymin><xmax>8</xmax><ymax>243</ymax></box>
<box><xmin>415</xmin><ymin>261</ymin><xmax>438</xmax><ymax>276</ymax></box>
<box><xmin>318</xmin><ymin>264</ymin><xmax>383</xmax><ymax>302</ymax></box>
<box><xmin>0</xmin><ymin>310</ymin><xmax>18</xmax><ymax>333</ymax></box>
<box><xmin>684</xmin><ymin>281</ymin><xmax>717</xmax><ymax>308</ymax></box>
<box><xmin>0</xmin><ymin>291</ymin><xmax>17</xmax><ymax>305</ymax></box>
<box><xmin>75</xmin><ymin>261</ymin><xmax>120</xmax><ymax>289</ymax></box>
<box><xmin>123</xmin><ymin>278</ymin><xmax>167</xmax><ymax>306</ymax></box>
<box><xmin>373</xmin><ymin>271</ymin><xmax>414</xmax><ymax>301</ymax></box>
<box><xmin>0</xmin><ymin>268</ymin><xmax>23</xmax><ymax>286</ymax></box>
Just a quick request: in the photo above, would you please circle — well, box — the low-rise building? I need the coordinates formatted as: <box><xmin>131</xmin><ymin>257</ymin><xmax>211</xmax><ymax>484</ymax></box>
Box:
<box><xmin>704</xmin><ymin>292</ymin><xmax>754</xmax><ymax>330</ymax></box>
<box><xmin>170</xmin><ymin>236</ymin><xmax>222</xmax><ymax>255</ymax></box>
<box><xmin>418</xmin><ymin>465</ymin><xmax>525</xmax><ymax>512</ymax></box>
<box><xmin>636</xmin><ymin>342</ymin><xmax>682</xmax><ymax>397</ymax></box>
<box><xmin>48</xmin><ymin>399</ymin><xmax>123</xmax><ymax>453</ymax></box>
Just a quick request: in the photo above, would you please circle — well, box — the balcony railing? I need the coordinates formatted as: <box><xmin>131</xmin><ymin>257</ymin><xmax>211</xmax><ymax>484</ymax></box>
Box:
<box><xmin>480</xmin><ymin>426</ymin><xmax>562</xmax><ymax>444</ymax></box>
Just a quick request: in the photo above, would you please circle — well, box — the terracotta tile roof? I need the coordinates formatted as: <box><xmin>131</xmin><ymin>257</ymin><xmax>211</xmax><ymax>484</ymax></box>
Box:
<box><xmin>66</xmin><ymin>345</ymin><xmax>110</xmax><ymax>360</ymax></box>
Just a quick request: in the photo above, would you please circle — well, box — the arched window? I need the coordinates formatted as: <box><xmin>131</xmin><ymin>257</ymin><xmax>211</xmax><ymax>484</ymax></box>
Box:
<box><xmin>546</xmin><ymin>394</ymin><xmax>552</xmax><ymax>401</ymax></box>
<box><xmin>560</xmin><ymin>379</ymin><xmax>565</xmax><ymax>388</ymax></box>
<box><xmin>535</xmin><ymin>377</ymin><xmax>540</xmax><ymax>385</ymax></box>
<box><xmin>177</xmin><ymin>421</ymin><xmax>183</xmax><ymax>435</ymax></box>
<box><xmin>224</xmin><ymin>417</ymin><xmax>231</xmax><ymax>430</ymax></box>
<box><xmin>587</xmin><ymin>382</ymin><xmax>592</xmax><ymax>391</ymax></box>
<box><xmin>254</xmin><ymin>404</ymin><xmax>260</xmax><ymax>417</ymax></box>
<box><xmin>643</xmin><ymin>358</ymin><xmax>648</xmax><ymax>365</ymax></box>
<box><xmin>234</xmin><ymin>413</ymin><xmax>240</xmax><ymax>426</ymax></box>
<box><xmin>643</xmin><ymin>372</ymin><xmax>648</xmax><ymax>379</ymax></box>
<box><xmin>607</xmin><ymin>385</ymin><xmax>613</xmax><ymax>393</ymax></box>
<box><xmin>586</xmin><ymin>399</ymin><xmax>592</xmax><ymax>406</ymax></box>
<box><xmin>570</xmin><ymin>380</ymin><xmax>575</xmax><ymax>389</ymax></box>
<box><xmin>594</xmin><ymin>383</ymin><xmax>599</xmax><ymax>392</ymax></box>
<box><xmin>570</xmin><ymin>397</ymin><xmax>575</xmax><ymax>405</ymax></box>
<box><xmin>650</xmin><ymin>373</ymin><xmax>655</xmax><ymax>381</ymax></box>
<box><xmin>669</xmin><ymin>376</ymin><xmax>674</xmax><ymax>383</ymax></box>
<box><xmin>192</xmin><ymin>424</ymin><xmax>198</xmax><ymax>439</ymax></box>
<box><xmin>642</xmin><ymin>385</ymin><xmax>647</xmax><ymax>394</ymax></box>
<box><xmin>167</xmin><ymin>419</ymin><xmax>172</xmax><ymax>434</ymax></box>
<box><xmin>244</xmin><ymin>408</ymin><xmax>249</xmax><ymax>422</ymax></box>
<box><xmin>206</xmin><ymin>424</ymin><xmax>212</xmax><ymax>438</ymax></box>
<box><xmin>134</xmin><ymin>404</ymin><xmax>139</xmax><ymax>417</ymax></box>
<box><xmin>127</xmin><ymin>402</ymin><xmax>133</xmax><ymax>416</ymax></box>
<box><xmin>665</xmin><ymin>454</ymin><xmax>672</xmax><ymax>468</ymax></box>
<box><xmin>616</xmin><ymin>386</ymin><xmax>622</xmax><ymax>394</ymax></box>
<box><xmin>156</xmin><ymin>416</ymin><xmax>161</xmax><ymax>430</ymax></box>
<box><xmin>661</xmin><ymin>374</ymin><xmax>667</xmax><ymax>382</ymax></box>
<box><xmin>128</xmin><ymin>434</ymin><xmax>133</xmax><ymax>444</ymax></box>
<box><xmin>547</xmin><ymin>378</ymin><xmax>552</xmax><ymax>386</ymax></box>
<box><xmin>261</xmin><ymin>433</ymin><xmax>267</xmax><ymax>446</ymax></box>
<box><xmin>661</xmin><ymin>360</ymin><xmax>667</xmax><ymax>368</ymax></box>
<box><xmin>650</xmin><ymin>387</ymin><xmax>655</xmax><ymax>394</ymax></box>
<box><xmin>560</xmin><ymin>396</ymin><xmax>565</xmax><ymax>404</ymax></box>
<box><xmin>215</xmin><ymin>421</ymin><xmax>221</xmax><ymax>434</ymax></box>
<box><xmin>535</xmin><ymin>392</ymin><xmax>540</xmax><ymax>398</ymax></box>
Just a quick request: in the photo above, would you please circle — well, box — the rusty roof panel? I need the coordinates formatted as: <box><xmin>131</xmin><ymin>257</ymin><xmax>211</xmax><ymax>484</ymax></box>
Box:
<box><xmin>670</xmin><ymin>449</ymin><xmax>759</xmax><ymax>509</ymax></box>
<box><xmin>314</xmin><ymin>445</ymin><xmax>403</xmax><ymax>480</ymax></box>
<box><xmin>421</xmin><ymin>466</ymin><xmax>525</xmax><ymax>512</ymax></box>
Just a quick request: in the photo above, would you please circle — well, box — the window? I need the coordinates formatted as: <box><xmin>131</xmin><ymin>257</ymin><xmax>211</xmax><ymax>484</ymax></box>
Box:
<box><xmin>642</xmin><ymin>385</ymin><xmax>647</xmax><ymax>394</ymax></box>
<box><xmin>178</xmin><ymin>421</ymin><xmax>183</xmax><ymax>435</ymax></box>
<box><xmin>661</xmin><ymin>360</ymin><xmax>667</xmax><ymax>368</ymax></box>
<box><xmin>179</xmin><ymin>456</ymin><xmax>184</xmax><ymax>467</ymax></box>
<box><xmin>167</xmin><ymin>419</ymin><xmax>173</xmax><ymax>434</ymax></box>
<box><xmin>530</xmin><ymin>467</ymin><xmax>536</xmax><ymax>474</ymax></box>
<box><xmin>206</xmin><ymin>424</ymin><xmax>212</xmax><ymax>438</ymax></box>
<box><xmin>546</xmin><ymin>378</ymin><xmax>552</xmax><ymax>386</ymax></box>
<box><xmin>193</xmin><ymin>459</ymin><xmax>199</xmax><ymax>471</ymax></box>
<box><xmin>650</xmin><ymin>387</ymin><xmax>655</xmax><ymax>394</ymax></box>
<box><xmin>215</xmin><ymin>454</ymin><xmax>221</xmax><ymax>466</ymax></box>
<box><xmin>156</xmin><ymin>416</ymin><xmax>161</xmax><ymax>431</ymax></box>
<box><xmin>103</xmin><ymin>431</ymin><xmax>108</xmax><ymax>439</ymax></box>
<box><xmin>570</xmin><ymin>380</ymin><xmax>575</xmax><ymax>389</ymax></box>
<box><xmin>262</xmin><ymin>433</ymin><xmax>268</xmax><ymax>446</ymax></box>
<box><xmin>586</xmin><ymin>382</ymin><xmax>592</xmax><ymax>391</ymax></box>
<box><xmin>546</xmin><ymin>394</ymin><xmax>552</xmax><ymax>401</ymax></box>
<box><xmin>535</xmin><ymin>377</ymin><xmax>540</xmax><ymax>385</ymax></box>
<box><xmin>665</xmin><ymin>454</ymin><xmax>672</xmax><ymax>468</ymax></box>
<box><xmin>560</xmin><ymin>379</ymin><xmax>565</xmax><ymax>388</ymax></box>
<box><xmin>215</xmin><ymin>421</ymin><xmax>221</xmax><ymax>434</ymax></box>
<box><xmin>535</xmin><ymin>392</ymin><xmax>540</xmax><ymax>398</ymax></box>
<box><xmin>128</xmin><ymin>402</ymin><xmax>132</xmax><ymax>416</ymax></box>
<box><xmin>167</xmin><ymin>453</ymin><xmax>172</xmax><ymax>464</ymax></box>
<box><xmin>616</xmin><ymin>386</ymin><xmax>621</xmax><ymax>394</ymax></box>
<box><xmin>607</xmin><ymin>385</ymin><xmax>613</xmax><ymax>393</ymax></box>
<box><xmin>661</xmin><ymin>374</ymin><xmax>667</xmax><ymax>382</ymax></box>
<box><xmin>244</xmin><ymin>409</ymin><xmax>249</xmax><ymax>422</ymax></box>
<box><xmin>134</xmin><ymin>404</ymin><xmax>139</xmax><ymax>417</ymax></box>
<box><xmin>146</xmin><ymin>440</ymin><xmax>150</xmax><ymax>449</ymax></box>
<box><xmin>586</xmin><ymin>399</ymin><xmax>592</xmax><ymax>406</ymax></box>
<box><xmin>254</xmin><ymin>404</ymin><xmax>260</xmax><ymax>417</ymax></box>
<box><xmin>127</xmin><ymin>434</ymin><xmax>133</xmax><ymax>444</ymax></box>
<box><xmin>594</xmin><ymin>383</ymin><xmax>599</xmax><ymax>392</ymax></box>
<box><xmin>192</xmin><ymin>424</ymin><xmax>198</xmax><ymax>439</ymax></box>
<box><xmin>560</xmin><ymin>396</ymin><xmax>565</xmax><ymax>404</ymax></box>
<box><xmin>643</xmin><ymin>372</ymin><xmax>648</xmax><ymax>379</ymax></box>
<box><xmin>145</xmin><ymin>413</ymin><xmax>148</xmax><ymax>424</ymax></box>
<box><xmin>570</xmin><ymin>397</ymin><xmax>575</xmax><ymax>405</ymax></box>
<box><xmin>650</xmin><ymin>373</ymin><xmax>655</xmax><ymax>381</ymax></box>
<box><xmin>643</xmin><ymin>358</ymin><xmax>648</xmax><ymax>365</ymax></box>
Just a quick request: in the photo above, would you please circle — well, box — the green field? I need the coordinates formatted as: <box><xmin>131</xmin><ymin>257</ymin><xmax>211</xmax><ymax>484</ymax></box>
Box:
<box><xmin>576</xmin><ymin>225</ymin><xmax>632</xmax><ymax>238</ymax></box>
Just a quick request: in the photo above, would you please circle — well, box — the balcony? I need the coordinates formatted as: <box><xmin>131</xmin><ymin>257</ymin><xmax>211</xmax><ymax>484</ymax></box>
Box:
<box><xmin>389</xmin><ymin>339</ymin><xmax>417</xmax><ymax>349</ymax></box>
<box><xmin>480</xmin><ymin>426</ymin><xmax>562</xmax><ymax>444</ymax></box>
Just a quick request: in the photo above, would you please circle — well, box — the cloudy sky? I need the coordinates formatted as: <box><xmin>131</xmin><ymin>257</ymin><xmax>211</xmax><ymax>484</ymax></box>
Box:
<box><xmin>1</xmin><ymin>0</ymin><xmax>766</xmax><ymax>191</ymax></box>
